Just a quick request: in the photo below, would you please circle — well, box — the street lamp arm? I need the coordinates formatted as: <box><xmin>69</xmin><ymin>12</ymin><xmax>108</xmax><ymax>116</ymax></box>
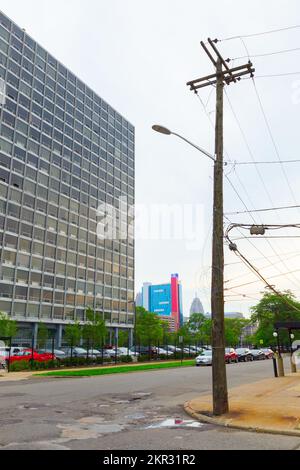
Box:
<box><xmin>171</xmin><ymin>132</ymin><xmax>216</xmax><ymax>162</ymax></box>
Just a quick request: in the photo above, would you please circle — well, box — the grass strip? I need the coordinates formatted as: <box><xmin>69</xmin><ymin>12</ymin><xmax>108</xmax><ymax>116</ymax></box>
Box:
<box><xmin>36</xmin><ymin>360</ymin><xmax>195</xmax><ymax>377</ymax></box>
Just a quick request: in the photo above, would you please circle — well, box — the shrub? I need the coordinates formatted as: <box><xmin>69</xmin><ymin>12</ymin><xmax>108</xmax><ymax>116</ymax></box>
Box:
<box><xmin>10</xmin><ymin>360</ymin><xmax>30</xmax><ymax>372</ymax></box>
<box><xmin>138</xmin><ymin>355</ymin><xmax>150</xmax><ymax>362</ymax></box>
<box><xmin>120</xmin><ymin>356</ymin><xmax>133</xmax><ymax>363</ymax></box>
<box><xmin>158</xmin><ymin>354</ymin><xmax>169</xmax><ymax>361</ymax></box>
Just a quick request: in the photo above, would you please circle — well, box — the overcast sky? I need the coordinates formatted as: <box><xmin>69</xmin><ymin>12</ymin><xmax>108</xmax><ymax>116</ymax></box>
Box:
<box><xmin>1</xmin><ymin>0</ymin><xmax>300</xmax><ymax>317</ymax></box>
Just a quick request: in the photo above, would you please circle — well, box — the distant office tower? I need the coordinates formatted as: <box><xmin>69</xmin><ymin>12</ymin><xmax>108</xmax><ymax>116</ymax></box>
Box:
<box><xmin>225</xmin><ymin>312</ymin><xmax>244</xmax><ymax>319</ymax></box>
<box><xmin>0</xmin><ymin>11</ymin><xmax>135</xmax><ymax>347</ymax></box>
<box><xmin>190</xmin><ymin>295</ymin><xmax>205</xmax><ymax>316</ymax></box>
<box><xmin>140</xmin><ymin>274</ymin><xmax>183</xmax><ymax>331</ymax></box>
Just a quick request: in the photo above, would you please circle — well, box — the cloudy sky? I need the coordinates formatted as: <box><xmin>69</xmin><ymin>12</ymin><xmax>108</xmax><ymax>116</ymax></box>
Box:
<box><xmin>2</xmin><ymin>0</ymin><xmax>300</xmax><ymax>317</ymax></box>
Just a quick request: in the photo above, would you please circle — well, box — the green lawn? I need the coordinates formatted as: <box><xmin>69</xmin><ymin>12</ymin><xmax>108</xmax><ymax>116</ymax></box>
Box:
<box><xmin>36</xmin><ymin>360</ymin><xmax>195</xmax><ymax>377</ymax></box>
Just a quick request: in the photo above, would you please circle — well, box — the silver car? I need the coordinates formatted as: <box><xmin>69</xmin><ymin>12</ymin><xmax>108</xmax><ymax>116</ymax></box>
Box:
<box><xmin>196</xmin><ymin>350</ymin><xmax>213</xmax><ymax>366</ymax></box>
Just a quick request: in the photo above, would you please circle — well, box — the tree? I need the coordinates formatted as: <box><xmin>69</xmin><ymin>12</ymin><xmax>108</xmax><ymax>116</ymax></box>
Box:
<box><xmin>0</xmin><ymin>312</ymin><xmax>18</xmax><ymax>338</ymax></box>
<box><xmin>82</xmin><ymin>308</ymin><xmax>107</xmax><ymax>348</ymax></box>
<box><xmin>118</xmin><ymin>329</ymin><xmax>129</xmax><ymax>348</ymax></box>
<box><xmin>250</xmin><ymin>291</ymin><xmax>300</xmax><ymax>347</ymax></box>
<box><xmin>188</xmin><ymin>313</ymin><xmax>206</xmax><ymax>333</ymax></box>
<box><xmin>224</xmin><ymin>318</ymin><xmax>249</xmax><ymax>347</ymax></box>
<box><xmin>135</xmin><ymin>307</ymin><xmax>164</xmax><ymax>346</ymax></box>
<box><xmin>65</xmin><ymin>322</ymin><xmax>82</xmax><ymax>348</ymax></box>
<box><xmin>37</xmin><ymin>323</ymin><xmax>49</xmax><ymax>349</ymax></box>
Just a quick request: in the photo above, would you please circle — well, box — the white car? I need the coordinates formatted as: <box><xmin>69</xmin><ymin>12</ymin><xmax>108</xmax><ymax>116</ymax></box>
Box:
<box><xmin>196</xmin><ymin>350</ymin><xmax>213</xmax><ymax>366</ymax></box>
<box><xmin>117</xmin><ymin>347</ymin><xmax>139</xmax><ymax>357</ymax></box>
<box><xmin>156</xmin><ymin>348</ymin><xmax>174</xmax><ymax>356</ymax></box>
<box><xmin>165</xmin><ymin>345</ymin><xmax>182</xmax><ymax>353</ymax></box>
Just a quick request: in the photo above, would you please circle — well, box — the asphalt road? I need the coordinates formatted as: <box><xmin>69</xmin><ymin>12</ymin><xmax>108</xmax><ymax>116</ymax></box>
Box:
<box><xmin>0</xmin><ymin>359</ymin><xmax>299</xmax><ymax>450</ymax></box>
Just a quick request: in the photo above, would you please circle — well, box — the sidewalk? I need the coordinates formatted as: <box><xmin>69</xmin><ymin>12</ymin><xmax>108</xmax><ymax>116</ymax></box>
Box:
<box><xmin>185</xmin><ymin>372</ymin><xmax>300</xmax><ymax>436</ymax></box>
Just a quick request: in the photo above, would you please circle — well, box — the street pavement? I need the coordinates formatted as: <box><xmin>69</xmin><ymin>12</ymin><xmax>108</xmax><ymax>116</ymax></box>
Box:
<box><xmin>0</xmin><ymin>358</ymin><xmax>300</xmax><ymax>450</ymax></box>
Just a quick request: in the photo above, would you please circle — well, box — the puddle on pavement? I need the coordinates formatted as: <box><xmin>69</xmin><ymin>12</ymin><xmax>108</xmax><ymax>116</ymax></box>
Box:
<box><xmin>146</xmin><ymin>419</ymin><xmax>204</xmax><ymax>429</ymax></box>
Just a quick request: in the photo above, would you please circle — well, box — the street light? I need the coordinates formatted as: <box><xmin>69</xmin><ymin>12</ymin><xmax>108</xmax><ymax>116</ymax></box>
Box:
<box><xmin>152</xmin><ymin>125</ymin><xmax>216</xmax><ymax>162</ymax></box>
<box><xmin>273</xmin><ymin>331</ymin><xmax>281</xmax><ymax>357</ymax></box>
<box><xmin>152</xmin><ymin>123</ymin><xmax>229</xmax><ymax>416</ymax></box>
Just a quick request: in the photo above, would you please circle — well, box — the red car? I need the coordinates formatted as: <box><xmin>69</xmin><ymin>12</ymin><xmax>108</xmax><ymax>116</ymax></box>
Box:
<box><xmin>7</xmin><ymin>349</ymin><xmax>54</xmax><ymax>364</ymax></box>
<box><xmin>225</xmin><ymin>348</ymin><xmax>239</xmax><ymax>364</ymax></box>
<box><xmin>262</xmin><ymin>348</ymin><xmax>274</xmax><ymax>359</ymax></box>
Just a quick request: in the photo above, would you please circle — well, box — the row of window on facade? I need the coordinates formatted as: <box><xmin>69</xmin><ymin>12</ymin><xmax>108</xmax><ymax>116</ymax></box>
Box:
<box><xmin>0</xmin><ymin>133</ymin><xmax>134</xmax><ymax>188</ymax></box>
<box><xmin>0</xmin><ymin>301</ymin><xmax>134</xmax><ymax>323</ymax></box>
<box><xmin>0</xmin><ymin>284</ymin><xmax>132</xmax><ymax>308</ymax></box>
<box><xmin>0</xmin><ymin>15</ymin><xmax>134</xmax><ymax>135</ymax></box>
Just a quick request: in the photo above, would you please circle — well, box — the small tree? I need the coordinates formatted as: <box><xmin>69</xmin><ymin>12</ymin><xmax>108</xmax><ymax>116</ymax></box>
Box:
<box><xmin>65</xmin><ymin>321</ymin><xmax>82</xmax><ymax>348</ymax></box>
<box><xmin>118</xmin><ymin>329</ymin><xmax>129</xmax><ymax>348</ymax></box>
<box><xmin>37</xmin><ymin>323</ymin><xmax>49</xmax><ymax>349</ymax></box>
<box><xmin>0</xmin><ymin>312</ymin><xmax>18</xmax><ymax>338</ymax></box>
<box><xmin>82</xmin><ymin>308</ymin><xmax>107</xmax><ymax>349</ymax></box>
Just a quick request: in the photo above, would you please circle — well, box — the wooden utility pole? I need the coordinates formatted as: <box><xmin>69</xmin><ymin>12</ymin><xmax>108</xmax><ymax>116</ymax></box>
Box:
<box><xmin>187</xmin><ymin>39</ymin><xmax>255</xmax><ymax>416</ymax></box>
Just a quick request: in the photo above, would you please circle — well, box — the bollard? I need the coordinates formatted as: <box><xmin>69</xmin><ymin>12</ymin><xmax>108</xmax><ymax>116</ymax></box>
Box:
<box><xmin>277</xmin><ymin>356</ymin><xmax>285</xmax><ymax>377</ymax></box>
<box><xmin>272</xmin><ymin>357</ymin><xmax>278</xmax><ymax>378</ymax></box>
<box><xmin>290</xmin><ymin>356</ymin><xmax>297</xmax><ymax>374</ymax></box>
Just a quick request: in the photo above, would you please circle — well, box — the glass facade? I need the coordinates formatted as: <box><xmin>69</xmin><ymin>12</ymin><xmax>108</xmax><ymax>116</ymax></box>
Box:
<box><xmin>0</xmin><ymin>11</ymin><xmax>135</xmax><ymax>334</ymax></box>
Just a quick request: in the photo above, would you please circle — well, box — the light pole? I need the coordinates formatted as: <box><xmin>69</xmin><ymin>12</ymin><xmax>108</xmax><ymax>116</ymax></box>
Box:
<box><xmin>152</xmin><ymin>123</ymin><xmax>229</xmax><ymax>416</ymax></box>
<box><xmin>289</xmin><ymin>330</ymin><xmax>297</xmax><ymax>373</ymax></box>
<box><xmin>273</xmin><ymin>330</ymin><xmax>284</xmax><ymax>377</ymax></box>
<box><xmin>128</xmin><ymin>300</ymin><xmax>137</xmax><ymax>355</ymax></box>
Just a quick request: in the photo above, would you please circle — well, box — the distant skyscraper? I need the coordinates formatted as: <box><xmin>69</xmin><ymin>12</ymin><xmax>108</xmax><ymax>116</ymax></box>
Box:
<box><xmin>135</xmin><ymin>292</ymin><xmax>142</xmax><ymax>308</ymax></box>
<box><xmin>190</xmin><ymin>295</ymin><xmax>204</xmax><ymax>316</ymax></box>
<box><xmin>139</xmin><ymin>274</ymin><xmax>183</xmax><ymax>331</ymax></box>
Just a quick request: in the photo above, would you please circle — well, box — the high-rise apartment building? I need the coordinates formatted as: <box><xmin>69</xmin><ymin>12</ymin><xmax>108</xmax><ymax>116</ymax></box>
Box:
<box><xmin>0</xmin><ymin>11</ymin><xmax>135</xmax><ymax>346</ymax></box>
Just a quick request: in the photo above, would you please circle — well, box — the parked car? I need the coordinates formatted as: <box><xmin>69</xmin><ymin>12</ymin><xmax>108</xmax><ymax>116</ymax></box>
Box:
<box><xmin>38</xmin><ymin>349</ymin><xmax>66</xmax><ymax>360</ymax></box>
<box><xmin>225</xmin><ymin>348</ymin><xmax>239</xmax><ymax>364</ymax></box>
<box><xmin>0</xmin><ymin>349</ymin><xmax>7</xmax><ymax>370</ymax></box>
<box><xmin>196</xmin><ymin>350</ymin><xmax>213</xmax><ymax>366</ymax></box>
<box><xmin>61</xmin><ymin>347</ymin><xmax>96</xmax><ymax>360</ymax></box>
<box><xmin>250</xmin><ymin>349</ymin><xmax>266</xmax><ymax>361</ymax></box>
<box><xmin>0</xmin><ymin>347</ymin><xmax>26</xmax><ymax>356</ymax></box>
<box><xmin>262</xmin><ymin>348</ymin><xmax>274</xmax><ymax>359</ymax></box>
<box><xmin>117</xmin><ymin>347</ymin><xmax>139</xmax><ymax>357</ymax></box>
<box><xmin>236</xmin><ymin>348</ymin><xmax>254</xmax><ymax>362</ymax></box>
<box><xmin>86</xmin><ymin>349</ymin><xmax>111</xmax><ymax>359</ymax></box>
<box><xmin>165</xmin><ymin>345</ymin><xmax>182</xmax><ymax>353</ymax></box>
<box><xmin>155</xmin><ymin>347</ymin><xmax>174</xmax><ymax>356</ymax></box>
<box><xmin>130</xmin><ymin>346</ymin><xmax>157</xmax><ymax>356</ymax></box>
<box><xmin>7</xmin><ymin>349</ymin><xmax>54</xmax><ymax>364</ymax></box>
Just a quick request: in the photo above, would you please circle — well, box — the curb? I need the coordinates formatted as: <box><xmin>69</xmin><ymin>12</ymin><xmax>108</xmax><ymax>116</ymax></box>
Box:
<box><xmin>184</xmin><ymin>401</ymin><xmax>300</xmax><ymax>438</ymax></box>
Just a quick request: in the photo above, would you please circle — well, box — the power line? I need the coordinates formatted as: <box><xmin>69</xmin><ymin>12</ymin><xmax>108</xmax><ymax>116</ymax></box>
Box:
<box><xmin>251</xmin><ymin>78</ymin><xmax>300</xmax><ymax>209</ymax></box>
<box><xmin>232</xmin><ymin>47</ymin><xmax>300</xmax><ymax>61</ymax></box>
<box><xmin>226</xmin><ymin>263</ymin><xmax>300</xmax><ymax>292</ymax></box>
<box><xmin>256</xmin><ymin>72</ymin><xmax>300</xmax><ymax>78</ymax></box>
<box><xmin>227</xmin><ymin>248</ymin><xmax>300</xmax><ymax>314</ymax></box>
<box><xmin>224</xmin><ymin>89</ymin><xmax>300</xmax><ymax>291</ymax></box>
<box><xmin>225</xmin><ymin>204</ymin><xmax>300</xmax><ymax>215</ymax></box>
<box><xmin>232</xmin><ymin>159</ymin><xmax>300</xmax><ymax>166</ymax></box>
<box><xmin>225</xmin><ymin>250</ymin><xmax>300</xmax><ymax>266</ymax></box>
<box><xmin>218</xmin><ymin>25</ymin><xmax>300</xmax><ymax>42</ymax></box>
<box><xmin>196</xmin><ymin>86</ymin><xmax>300</xmax><ymax>291</ymax></box>
<box><xmin>225</xmin><ymin>252</ymin><xmax>300</xmax><ymax>285</ymax></box>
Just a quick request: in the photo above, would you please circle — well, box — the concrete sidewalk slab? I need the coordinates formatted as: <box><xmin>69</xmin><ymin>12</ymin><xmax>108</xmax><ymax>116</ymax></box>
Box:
<box><xmin>185</xmin><ymin>373</ymin><xmax>300</xmax><ymax>436</ymax></box>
